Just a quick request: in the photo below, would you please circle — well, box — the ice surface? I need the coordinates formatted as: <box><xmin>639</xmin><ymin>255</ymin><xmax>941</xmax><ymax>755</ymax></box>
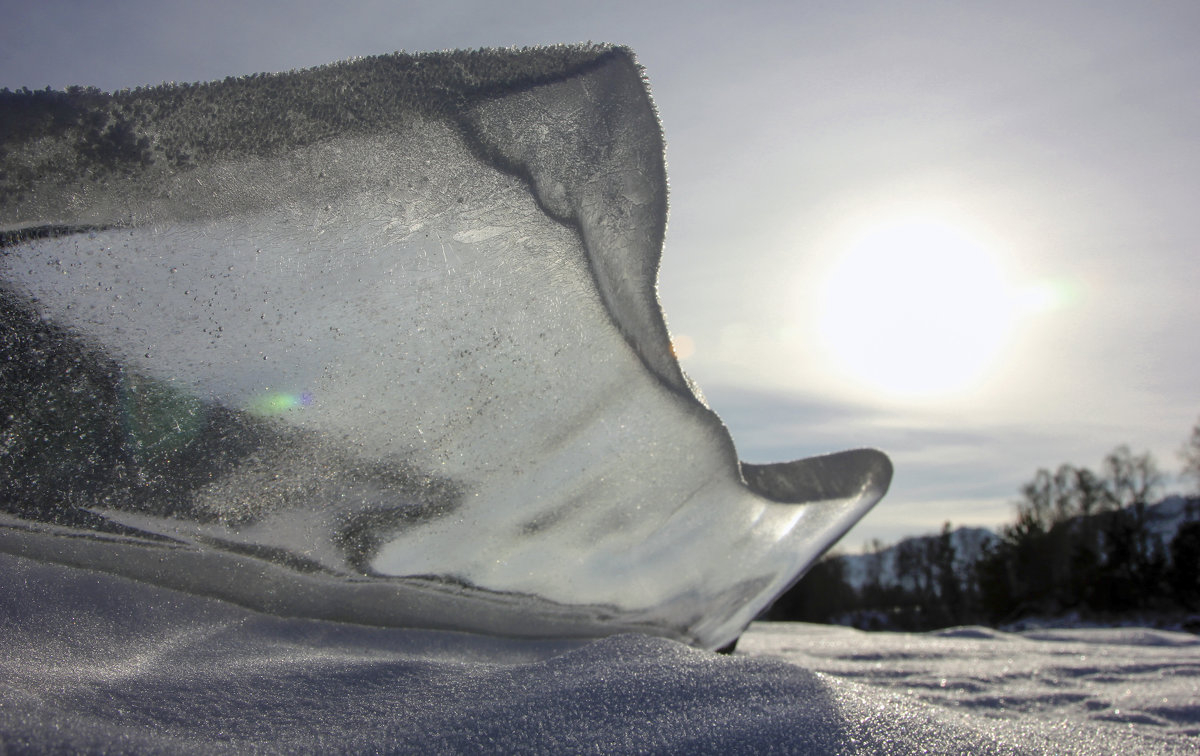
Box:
<box><xmin>3</xmin><ymin>553</ymin><xmax>1194</xmax><ymax>754</ymax></box>
<box><xmin>0</xmin><ymin>45</ymin><xmax>890</xmax><ymax>650</ymax></box>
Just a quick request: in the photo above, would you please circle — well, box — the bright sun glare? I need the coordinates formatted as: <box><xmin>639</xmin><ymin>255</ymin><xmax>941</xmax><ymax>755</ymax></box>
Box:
<box><xmin>818</xmin><ymin>217</ymin><xmax>1017</xmax><ymax>399</ymax></box>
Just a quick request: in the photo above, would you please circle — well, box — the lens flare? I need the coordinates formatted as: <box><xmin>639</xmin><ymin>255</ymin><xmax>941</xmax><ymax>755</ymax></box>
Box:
<box><xmin>670</xmin><ymin>334</ymin><xmax>696</xmax><ymax>361</ymax></box>
<box><xmin>1015</xmin><ymin>279</ymin><xmax>1079</xmax><ymax>314</ymax></box>
<box><xmin>248</xmin><ymin>390</ymin><xmax>315</xmax><ymax>416</ymax></box>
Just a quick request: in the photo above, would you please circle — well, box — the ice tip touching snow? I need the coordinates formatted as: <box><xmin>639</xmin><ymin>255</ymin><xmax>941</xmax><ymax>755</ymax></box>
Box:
<box><xmin>0</xmin><ymin>44</ymin><xmax>890</xmax><ymax>651</ymax></box>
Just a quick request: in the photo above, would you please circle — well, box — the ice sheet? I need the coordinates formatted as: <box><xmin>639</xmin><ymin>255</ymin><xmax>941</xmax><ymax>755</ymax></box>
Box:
<box><xmin>0</xmin><ymin>46</ymin><xmax>889</xmax><ymax>649</ymax></box>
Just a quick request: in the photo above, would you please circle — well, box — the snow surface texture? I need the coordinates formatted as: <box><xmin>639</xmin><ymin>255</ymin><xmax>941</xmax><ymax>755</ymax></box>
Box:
<box><xmin>742</xmin><ymin>623</ymin><xmax>1199</xmax><ymax>755</ymax></box>
<box><xmin>0</xmin><ymin>45</ymin><xmax>890</xmax><ymax>650</ymax></box>
<box><xmin>3</xmin><ymin>553</ymin><xmax>1195</xmax><ymax>754</ymax></box>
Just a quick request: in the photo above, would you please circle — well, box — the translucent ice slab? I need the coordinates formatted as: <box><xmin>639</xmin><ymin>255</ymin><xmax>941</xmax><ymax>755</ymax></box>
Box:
<box><xmin>0</xmin><ymin>45</ymin><xmax>890</xmax><ymax>650</ymax></box>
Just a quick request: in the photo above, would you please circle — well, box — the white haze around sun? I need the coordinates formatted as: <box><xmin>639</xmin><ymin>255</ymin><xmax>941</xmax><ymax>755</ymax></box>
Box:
<box><xmin>815</xmin><ymin>214</ymin><xmax>1051</xmax><ymax>401</ymax></box>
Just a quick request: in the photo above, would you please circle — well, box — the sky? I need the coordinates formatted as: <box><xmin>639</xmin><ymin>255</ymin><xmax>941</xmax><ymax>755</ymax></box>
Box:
<box><xmin>3</xmin><ymin>0</ymin><xmax>1198</xmax><ymax>548</ymax></box>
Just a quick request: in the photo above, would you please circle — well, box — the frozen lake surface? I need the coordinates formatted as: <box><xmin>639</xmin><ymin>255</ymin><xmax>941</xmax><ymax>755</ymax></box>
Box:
<box><xmin>3</xmin><ymin>553</ymin><xmax>1195</xmax><ymax>754</ymax></box>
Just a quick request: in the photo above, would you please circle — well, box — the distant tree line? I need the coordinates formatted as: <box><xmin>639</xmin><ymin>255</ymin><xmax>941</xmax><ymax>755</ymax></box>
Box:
<box><xmin>767</xmin><ymin>420</ymin><xmax>1200</xmax><ymax>631</ymax></box>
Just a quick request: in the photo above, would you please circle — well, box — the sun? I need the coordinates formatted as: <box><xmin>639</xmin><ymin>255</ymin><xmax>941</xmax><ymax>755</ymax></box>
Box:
<box><xmin>817</xmin><ymin>217</ymin><xmax>1015</xmax><ymax>399</ymax></box>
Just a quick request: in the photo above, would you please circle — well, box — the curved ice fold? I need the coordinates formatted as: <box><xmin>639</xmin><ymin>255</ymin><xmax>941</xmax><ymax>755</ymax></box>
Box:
<box><xmin>0</xmin><ymin>45</ymin><xmax>890</xmax><ymax>650</ymax></box>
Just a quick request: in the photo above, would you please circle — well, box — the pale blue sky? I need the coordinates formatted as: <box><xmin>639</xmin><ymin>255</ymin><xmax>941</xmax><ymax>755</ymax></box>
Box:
<box><xmin>4</xmin><ymin>0</ymin><xmax>1198</xmax><ymax>546</ymax></box>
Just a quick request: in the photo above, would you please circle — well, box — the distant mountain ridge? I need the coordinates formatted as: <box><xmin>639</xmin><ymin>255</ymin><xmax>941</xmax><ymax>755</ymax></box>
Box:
<box><xmin>838</xmin><ymin>526</ymin><xmax>998</xmax><ymax>594</ymax></box>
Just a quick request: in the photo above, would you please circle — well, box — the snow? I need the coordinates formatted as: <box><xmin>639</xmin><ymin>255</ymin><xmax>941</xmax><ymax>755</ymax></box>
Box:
<box><xmin>741</xmin><ymin>623</ymin><xmax>1198</xmax><ymax>754</ymax></box>
<box><xmin>3</xmin><ymin>553</ymin><xmax>1196</xmax><ymax>754</ymax></box>
<box><xmin>1145</xmin><ymin>495</ymin><xmax>1199</xmax><ymax>543</ymax></box>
